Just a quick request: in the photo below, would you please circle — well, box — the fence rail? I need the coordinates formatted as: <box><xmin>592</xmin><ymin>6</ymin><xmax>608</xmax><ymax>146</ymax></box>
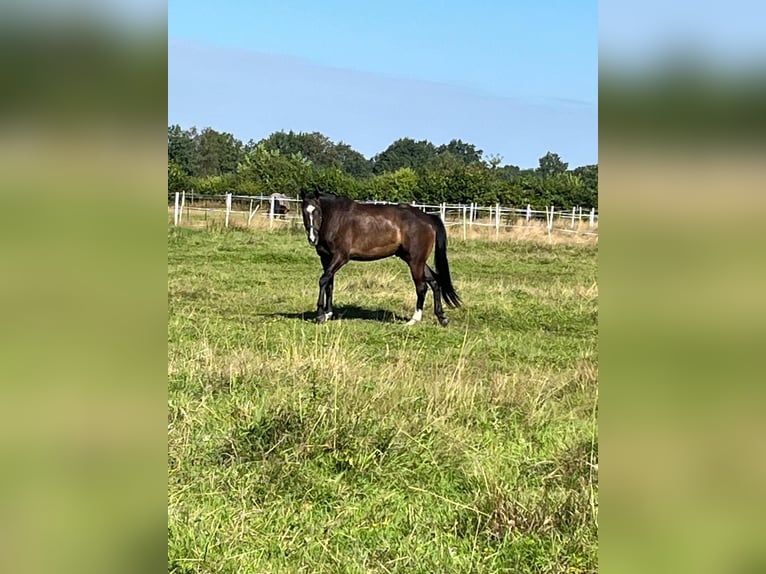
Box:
<box><xmin>169</xmin><ymin>192</ymin><xmax>598</xmax><ymax>239</ymax></box>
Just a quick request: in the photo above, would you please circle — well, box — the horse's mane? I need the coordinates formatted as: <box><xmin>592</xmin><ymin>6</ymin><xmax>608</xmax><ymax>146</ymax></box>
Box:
<box><xmin>302</xmin><ymin>189</ymin><xmax>348</xmax><ymax>203</ymax></box>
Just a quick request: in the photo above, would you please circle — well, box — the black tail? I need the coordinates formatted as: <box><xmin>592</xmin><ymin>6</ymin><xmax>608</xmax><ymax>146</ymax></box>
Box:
<box><xmin>429</xmin><ymin>215</ymin><xmax>462</xmax><ymax>308</ymax></box>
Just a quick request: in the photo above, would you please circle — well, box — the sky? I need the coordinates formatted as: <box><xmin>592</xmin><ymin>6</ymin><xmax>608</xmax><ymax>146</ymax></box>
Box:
<box><xmin>599</xmin><ymin>0</ymin><xmax>766</xmax><ymax>70</ymax></box>
<box><xmin>168</xmin><ymin>1</ymin><xmax>597</xmax><ymax>168</ymax></box>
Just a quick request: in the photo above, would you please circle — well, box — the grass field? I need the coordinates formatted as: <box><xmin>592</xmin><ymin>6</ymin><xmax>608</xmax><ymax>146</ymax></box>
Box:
<box><xmin>168</xmin><ymin>223</ymin><xmax>598</xmax><ymax>573</ymax></box>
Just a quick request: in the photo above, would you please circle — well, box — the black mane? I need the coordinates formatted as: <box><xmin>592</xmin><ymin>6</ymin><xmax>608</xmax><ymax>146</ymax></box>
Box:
<box><xmin>300</xmin><ymin>188</ymin><xmax>340</xmax><ymax>200</ymax></box>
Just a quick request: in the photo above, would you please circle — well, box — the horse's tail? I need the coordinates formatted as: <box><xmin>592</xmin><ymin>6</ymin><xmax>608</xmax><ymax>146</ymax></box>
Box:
<box><xmin>429</xmin><ymin>214</ymin><xmax>462</xmax><ymax>308</ymax></box>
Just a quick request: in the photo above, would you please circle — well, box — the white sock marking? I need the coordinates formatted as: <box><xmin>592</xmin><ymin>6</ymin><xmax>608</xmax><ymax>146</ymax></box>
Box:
<box><xmin>406</xmin><ymin>309</ymin><xmax>422</xmax><ymax>326</ymax></box>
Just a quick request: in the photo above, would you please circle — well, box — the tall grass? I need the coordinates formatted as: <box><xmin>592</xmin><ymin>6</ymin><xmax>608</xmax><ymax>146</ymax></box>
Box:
<box><xmin>168</xmin><ymin>224</ymin><xmax>598</xmax><ymax>573</ymax></box>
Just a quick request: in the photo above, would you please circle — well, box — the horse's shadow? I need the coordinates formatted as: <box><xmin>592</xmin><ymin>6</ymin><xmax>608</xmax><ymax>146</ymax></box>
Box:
<box><xmin>263</xmin><ymin>304</ymin><xmax>408</xmax><ymax>323</ymax></box>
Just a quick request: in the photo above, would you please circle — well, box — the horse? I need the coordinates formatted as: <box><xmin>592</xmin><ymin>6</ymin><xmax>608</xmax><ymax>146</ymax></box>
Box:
<box><xmin>269</xmin><ymin>193</ymin><xmax>290</xmax><ymax>218</ymax></box>
<box><xmin>299</xmin><ymin>190</ymin><xmax>461</xmax><ymax>325</ymax></box>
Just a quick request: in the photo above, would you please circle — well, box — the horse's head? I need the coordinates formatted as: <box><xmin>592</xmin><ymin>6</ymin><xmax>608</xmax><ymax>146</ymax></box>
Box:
<box><xmin>301</xmin><ymin>193</ymin><xmax>322</xmax><ymax>246</ymax></box>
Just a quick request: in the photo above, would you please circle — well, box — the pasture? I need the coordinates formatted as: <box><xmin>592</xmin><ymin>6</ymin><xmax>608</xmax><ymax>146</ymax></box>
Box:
<box><xmin>168</xmin><ymin>223</ymin><xmax>598</xmax><ymax>573</ymax></box>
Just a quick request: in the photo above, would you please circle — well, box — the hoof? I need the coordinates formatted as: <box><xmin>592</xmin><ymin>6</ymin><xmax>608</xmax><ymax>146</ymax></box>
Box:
<box><xmin>315</xmin><ymin>311</ymin><xmax>332</xmax><ymax>324</ymax></box>
<box><xmin>406</xmin><ymin>309</ymin><xmax>423</xmax><ymax>326</ymax></box>
<box><xmin>438</xmin><ymin>316</ymin><xmax>449</xmax><ymax>327</ymax></box>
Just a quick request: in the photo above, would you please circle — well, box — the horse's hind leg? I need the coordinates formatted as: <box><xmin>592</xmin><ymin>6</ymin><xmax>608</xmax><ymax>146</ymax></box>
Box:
<box><xmin>425</xmin><ymin>264</ymin><xmax>449</xmax><ymax>326</ymax></box>
<box><xmin>406</xmin><ymin>261</ymin><xmax>428</xmax><ymax>326</ymax></box>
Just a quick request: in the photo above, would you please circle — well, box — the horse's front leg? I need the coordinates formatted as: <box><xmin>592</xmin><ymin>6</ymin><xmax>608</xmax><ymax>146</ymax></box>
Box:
<box><xmin>315</xmin><ymin>253</ymin><xmax>331</xmax><ymax>322</ymax></box>
<box><xmin>315</xmin><ymin>253</ymin><xmax>346</xmax><ymax>323</ymax></box>
<box><xmin>325</xmin><ymin>275</ymin><xmax>335</xmax><ymax>317</ymax></box>
<box><xmin>316</xmin><ymin>272</ymin><xmax>332</xmax><ymax>323</ymax></box>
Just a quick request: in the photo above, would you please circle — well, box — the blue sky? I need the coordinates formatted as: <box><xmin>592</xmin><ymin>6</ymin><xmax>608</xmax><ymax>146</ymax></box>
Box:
<box><xmin>599</xmin><ymin>0</ymin><xmax>766</xmax><ymax>69</ymax></box>
<box><xmin>168</xmin><ymin>1</ymin><xmax>597</xmax><ymax>168</ymax></box>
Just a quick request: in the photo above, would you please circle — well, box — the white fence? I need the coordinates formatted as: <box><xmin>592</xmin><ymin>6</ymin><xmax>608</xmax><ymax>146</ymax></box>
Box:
<box><xmin>169</xmin><ymin>192</ymin><xmax>598</xmax><ymax>238</ymax></box>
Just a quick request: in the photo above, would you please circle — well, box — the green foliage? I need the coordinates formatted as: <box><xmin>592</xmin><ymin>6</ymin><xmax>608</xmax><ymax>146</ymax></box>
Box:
<box><xmin>436</xmin><ymin>138</ymin><xmax>484</xmax><ymax>165</ymax></box>
<box><xmin>261</xmin><ymin>130</ymin><xmax>336</xmax><ymax>167</ymax></box>
<box><xmin>195</xmin><ymin>127</ymin><xmax>243</xmax><ymax>177</ymax></box>
<box><xmin>369</xmin><ymin>167</ymin><xmax>419</xmax><ymax>203</ymax></box>
<box><xmin>537</xmin><ymin>152</ymin><xmax>569</xmax><ymax>178</ymax></box>
<box><xmin>236</xmin><ymin>144</ymin><xmax>312</xmax><ymax>197</ymax></box>
<box><xmin>167</xmin><ymin>124</ymin><xmax>197</xmax><ymax>175</ymax></box>
<box><xmin>260</xmin><ymin>131</ymin><xmax>373</xmax><ymax>178</ymax></box>
<box><xmin>167</xmin><ymin>125</ymin><xmax>598</xmax><ymax>209</ymax></box>
<box><xmin>167</xmin><ymin>161</ymin><xmax>188</xmax><ymax>194</ymax></box>
<box><xmin>335</xmin><ymin>142</ymin><xmax>373</xmax><ymax>178</ymax></box>
<box><xmin>188</xmin><ymin>173</ymin><xmax>237</xmax><ymax>195</ymax></box>
<box><xmin>372</xmin><ymin>138</ymin><xmax>438</xmax><ymax>174</ymax></box>
<box><xmin>310</xmin><ymin>167</ymin><xmax>360</xmax><ymax>199</ymax></box>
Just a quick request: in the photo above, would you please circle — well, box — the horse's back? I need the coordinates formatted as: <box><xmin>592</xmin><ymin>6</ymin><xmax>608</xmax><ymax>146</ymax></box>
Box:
<box><xmin>322</xmin><ymin>201</ymin><xmax>434</xmax><ymax>261</ymax></box>
<box><xmin>361</xmin><ymin>203</ymin><xmax>436</xmax><ymax>259</ymax></box>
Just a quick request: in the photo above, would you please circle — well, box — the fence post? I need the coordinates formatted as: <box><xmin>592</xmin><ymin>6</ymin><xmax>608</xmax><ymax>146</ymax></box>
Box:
<box><xmin>462</xmin><ymin>205</ymin><xmax>467</xmax><ymax>240</ymax></box>
<box><xmin>180</xmin><ymin>190</ymin><xmax>185</xmax><ymax>223</ymax></box>
<box><xmin>174</xmin><ymin>192</ymin><xmax>179</xmax><ymax>226</ymax></box>
<box><xmin>548</xmin><ymin>205</ymin><xmax>554</xmax><ymax>241</ymax></box>
<box><xmin>495</xmin><ymin>203</ymin><xmax>501</xmax><ymax>238</ymax></box>
<box><xmin>440</xmin><ymin>202</ymin><xmax>446</xmax><ymax>223</ymax></box>
<box><xmin>269</xmin><ymin>195</ymin><xmax>275</xmax><ymax>229</ymax></box>
<box><xmin>248</xmin><ymin>204</ymin><xmax>260</xmax><ymax>225</ymax></box>
<box><xmin>225</xmin><ymin>193</ymin><xmax>232</xmax><ymax>227</ymax></box>
<box><xmin>589</xmin><ymin>208</ymin><xmax>595</xmax><ymax>227</ymax></box>
<box><xmin>526</xmin><ymin>203</ymin><xmax>531</xmax><ymax>223</ymax></box>
<box><xmin>571</xmin><ymin>205</ymin><xmax>577</xmax><ymax>229</ymax></box>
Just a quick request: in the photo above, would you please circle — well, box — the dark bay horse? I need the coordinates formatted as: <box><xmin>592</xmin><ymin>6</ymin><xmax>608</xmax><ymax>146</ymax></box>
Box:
<box><xmin>300</xmin><ymin>191</ymin><xmax>461</xmax><ymax>325</ymax></box>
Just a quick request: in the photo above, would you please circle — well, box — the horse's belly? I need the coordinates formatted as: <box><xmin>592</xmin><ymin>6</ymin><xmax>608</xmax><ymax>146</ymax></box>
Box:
<box><xmin>349</xmin><ymin>245</ymin><xmax>398</xmax><ymax>261</ymax></box>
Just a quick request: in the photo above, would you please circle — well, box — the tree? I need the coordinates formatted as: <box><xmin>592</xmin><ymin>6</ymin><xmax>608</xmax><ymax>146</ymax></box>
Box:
<box><xmin>236</xmin><ymin>144</ymin><xmax>312</xmax><ymax>196</ymax></box>
<box><xmin>335</xmin><ymin>142</ymin><xmax>372</xmax><ymax>178</ymax></box>
<box><xmin>372</xmin><ymin>138</ymin><xmax>437</xmax><ymax>174</ymax></box>
<box><xmin>261</xmin><ymin>131</ymin><xmax>336</xmax><ymax>167</ymax></box>
<box><xmin>436</xmin><ymin>139</ymin><xmax>483</xmax><ymax>165</ymax></box>
<box><xmin>311</xmin><ymin>167</ymin><xmax>361</xmax><ymax>199</ymax></box>
<box><xmin>369</xmin><ymin>168</ymin><xmax>419</xmax><ymax>203</ymax></box>
<box><xmin>168</xmin><ymin>124</ymin><xmax>598</xmax><ymax>208</ymax></box>
<box><xmin>495</xmin><ymin>163</ymin><xmax>522</xmax><ymax>181</ymax></box>
<box><xmin>486</xmin><ymin>154</ymin><xmax>503</xmax><ymax>170</ymax></box>
<box><xmin>168</xmin><ymin>161</ymin><xmax>188</xmax><ymax>194</ymax></box>
<box><xmin>259</xmin><ymin>131</ymin><xmax>373</xmax><ymax>178</ymax></box>
<box><xmin>195</xmin><ymin>128</ymin><xmax>243</xmax><ymax>177</ymax></box>
<box><xmin>573</xmin><ymin>164</ymin><xmax>598</xmax><ymax>191</ymax></box>
<box><xmin>536</xmin><ymin>152</ymin><xmax>568</xmax><ymax>178</ymax></box>
<box><xmin>168</xmin><ymin>125</ymin><xmax>198</xmax><ymax>175</ymax></box>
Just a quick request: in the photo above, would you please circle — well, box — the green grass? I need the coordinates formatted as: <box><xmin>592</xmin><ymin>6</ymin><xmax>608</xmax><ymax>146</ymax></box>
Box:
<box><xmin>168</xmin><ymin>224</ymin><xmax>598</xmax><ymax>573</ymax></box>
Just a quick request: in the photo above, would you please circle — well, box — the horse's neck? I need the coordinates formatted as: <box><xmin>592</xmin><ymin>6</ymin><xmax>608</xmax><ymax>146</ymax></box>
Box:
<box><xmin>319</xmin><ymin>195</ymin><xmax>351</xmax><ymax>211</ymax></box>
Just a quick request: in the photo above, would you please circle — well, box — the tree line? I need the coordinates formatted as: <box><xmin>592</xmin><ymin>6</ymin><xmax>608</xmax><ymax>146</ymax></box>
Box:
<box><xmin>168</xmin><ymin>125</ymin><xmax>597</xmax><ymax>209</ymax></box>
